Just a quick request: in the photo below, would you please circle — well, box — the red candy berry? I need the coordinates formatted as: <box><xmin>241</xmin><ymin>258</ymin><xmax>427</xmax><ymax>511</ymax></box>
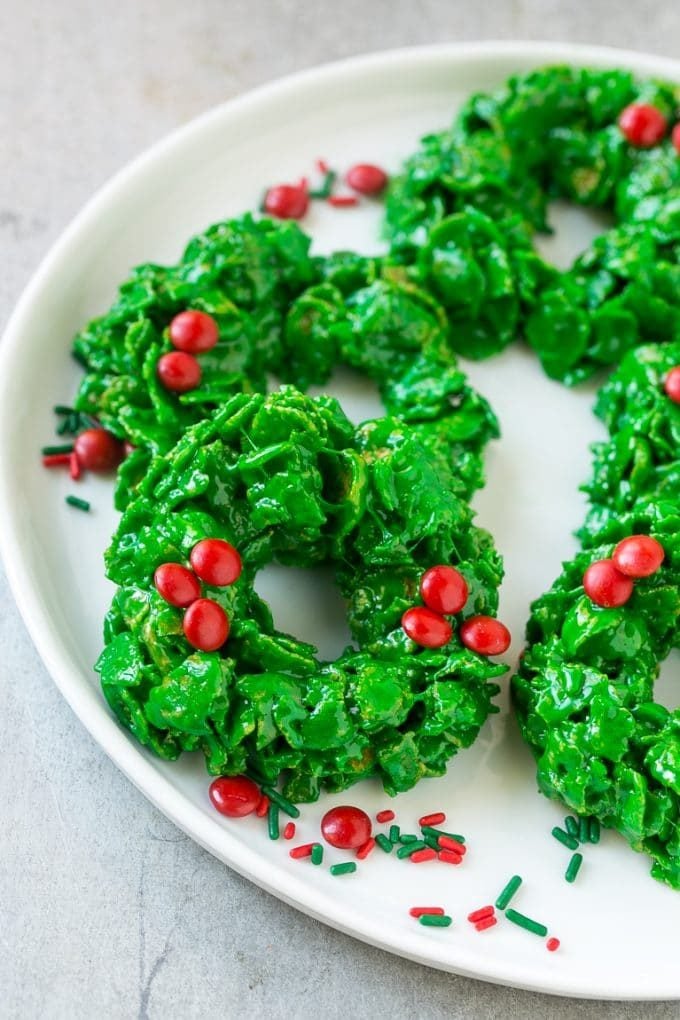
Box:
<box><xmin>401</xmin><ymin>606</ymin><xmax>452</xmax><ymax>648</ymax></box>
<box><xmin>73</xmin><ymin>428</ymin><xmax>123</xmax><ymax>472</ymax></box>
<box><xmin>459</xmin><ymin>616</ymin><xmax>511</xmax><ymax>656</ymax></box>
<box><xmin>209</xmin><ymin>775</ymin><xmax>260</xmax><ymax>817</ymax></box>
<box><xmin>169</xmin><ymin>310</ymin><xmax>219</xmax><ymax>353</ymax></box>
<box><xmin>618</xmin><ymin>103</ymin><xmax>667</xmax><ymax>147</ymax></box>
<box><xmin>263</xmin><ymin>182</ymin><xmax>309</xmax><ymax>220</ymax></box>
<box><xmin>672</xmin><ymin>123</ymin><xmax>680</xmax><ymax>154</ymax></box>
<box><xmin>157</xmin><ymin>351</ymin><xmax>201</xmax><ymax>392</ymax></box>
<box><xmin>583</xmin><ymin>559</ymin><xmax>634</xmax><ymax>608</ymax></box>
<box><xmin>346</xmin><ymin>163</ymin><xmax>388</xmax><ymax>196</ymax></box>
<box><xmin>612</xmin><ymin>535</ymin><xmax>665</xmax><ymax>578</ymax></box>
<box><xmin>190</xmin><ymin>538</ymin><xmax>242</xmax><ymax>587</ymax></box>
<box><xmin>420</xmin><ymin>565</ymin><xmax>469</xmax><ymax>615</ymax></box>
<box><xmin>183</xmin><ymin>598</ymin><xmax>230</xmax><ymax>651</ymax></box>
<box><xmin>153</xmin><ymin>562</ymin><xmax>201</xmax><ymax>608</ymax></box>
<box><xmin>664</xmin><ymin>366</ymin><xmax>680</xmax><ymax>404</ymax></box>
<box><xmin>321</xmin><ymin>805</ymin><xmax>372</xmax><ymax>849</ymax></box>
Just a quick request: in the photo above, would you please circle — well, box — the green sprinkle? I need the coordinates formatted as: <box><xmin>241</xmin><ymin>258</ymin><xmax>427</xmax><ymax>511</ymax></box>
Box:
<box><xmin>565</xmin><ymin>852</ymin><xmax>583</xmax><ymax>883</ymax></box>
<box><xmin>56</xmin><ymin>418</ymin><xmax>72</xmax><ymax>436</ymax></box>
<box><xmin>42</xmin><ymin>443</ymin><xmax>74</xmax><ymax>455</ymax></box>
<box><xmin>420</xmin><ymin>826</ymin><xmax>465</xmax><ymax>843</ymax></box>
<box><xmin>389</xmin><ymin>824</ymin><xmax>400</xmax><ymax>844</ymax></box>
<box><xmin>418</xmin><ymin>914</ymin><xmax>452</xmax><ymax>928</ymax></box>
<box><xmin>495</xmin><ymin>874</ymin><xmax>522</xmax><ymax>911</ymax></box>
<box><xmin>65</xmin><ymin>495</ymin><xmax>90</xmax><ymax>512</ymax></box>
<box><xmin>329</xmin><ymin>862</ymin><xmax>356</xmax><ymax>877</ymax></box>
<box><xmin>396</xmin><ymin>840</ymin><xmax>427</xmax><ymax>859</ymax></box>
<box><xmin>399</xmin><ymin>833</ymin><xmax>418</xmax><ymax>844</ymax></box>
<box><xmin>422</xmin><ymin>834</ymin><xmax>440</xmax><ymax>851</ymax></box>
<box><xmin>505</xmin><ymin>909</ymin><xmax>548</xmax><ymax>937</ymax></box>
<box><xmin>552</xmin><ymin>826</ymin><xmax>579</xmax><ymax>851</ymax></box>
<box><xmin>53</xmin><ymin>404</ymin><xmax>75</xmax><ymax>415</ymax></box>
<box><xmin>564</xmin><ymin>816</ymin><xmax>579</xmax><ymax>838</ymax></box>
<box><xmin>309</xmin><ymin>170</ymin><xmax>337</xmax><ymax>199</ymax></box>
<box><xmin>267</xmin><ymin>803</ymin><xmax>279</xmax><ymax>840</ymax></box>
<box><xmin>375</xmin><ymin>834</ymin><xmax>392</xmax><ymax>853</ymax></box>
<box><xmin>589</xmin><ymin>817</ymin><xmax>601</xmax><ymax>844</ymax></box>
<box><xmin>579</xmin><ymin>816</ymin><xmax>589</xmax><ymax>844</ymax></box>
<box><xmin>261</xmin><ymin>786</ymin><xmax>300</xmax><ymax>819</ymax></box>
<box><xmin>311</xmin><ymin>843</ymin><xmax>323</xmax><ymax>866</ymax></box>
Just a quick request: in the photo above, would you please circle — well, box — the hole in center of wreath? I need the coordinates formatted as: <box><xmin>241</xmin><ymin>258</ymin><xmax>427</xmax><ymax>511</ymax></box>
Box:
<box><xmin>534</xmin><ymin>199</ymin><xmax>614</xmax><ymax>271</ymax></box>
<box><xmin>254</xmin><ymin>563</ymin><xmax>352</xmax><ymax>662</ymax></box>
<box><xmin>654</xmin><ymin>649</ymin><xmax>680</xmax><ymax>712</ymax></box>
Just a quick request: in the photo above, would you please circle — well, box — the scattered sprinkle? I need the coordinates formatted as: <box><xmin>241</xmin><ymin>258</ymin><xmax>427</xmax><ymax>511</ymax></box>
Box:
<box><xmin>267</xmin><ymin>803</ymin><xmax>280</xmax><ymax>840</ymax></box>
<box><xmin>410</xmin><ymin>848</ymin><xmax>437</xmax><ymax>863</ymax></box>
<box><xmin>41</xmin><ymin>443</ymin><xmax>74</xmax><ymax>455</ymax></box>
<box><xmin>564</xmin><ymin>816</ymin><xmax>579</xmax><ymax>838</ymax></box>
<box><xmin>375</xmin><ymin>834</ymin><xmax>392</xmax><ymax>854</ymax></box>
<box><xmin>438</xmin><ymin>835</ymin><xmax>466</xmax><ymax>855</ymax></box>
<box><xmin>589</xmin><ymin>817</ymin><xmax>601</xmax><ymax>844</ymax></box>
<box><xmin>311</xmin><ymin>843</ymin><xmax>324</xmax><ymax>866</ymax></box>
<box><xmin>467</xmin><ymin>906</ymin><xmax>494</xmax><ymax>923</ymax></box>
<box><xmin>329</xmin><ymin>862</ymin><xmax>356</xmax><ymax>877</ymax></box>
<box><xmin>565</xmin><ymin>852</ymin><xmax>583</xmax><ymax>884</ymax></box>
<box><xmin>399</xmin><ymin>833</ymin><xmax>418</xmax><ymax>844</ymax></box>
<box><xmin>495</xmin><ymin>875</ymin><xmax>522</xmax><ymax>911</ymax></box>
<box><xmin>357</xmin><ymin>837</ymin><xmax>376</xmax><ymax>860</ymax></box>
<box><xmin>283</xmin><ymin>821</ymin><xmax>295</xmax><ymax>840</ymax></box>
<box><xmin>546</xmin><ymin>937</ymin><xmax>561</xmax><ymax>952</ymax></box>
<box><xmin>389</xmin><ymin>824</ymin><xmax>401</xmax><ymax>844</ymax></box>
<box><xmin>418</xmin><ymin>914</ymin><xmax>452</xmax><ymax>928</ymax></box>
<box><xmin>419</xmin><ymin>812</ymin><xmax>446</xmax><ymax>827</ymax></box>
<box><xmin>396</xmin><ymin>840</ymin><xmax>427</xmax><ymax>859</ymax></box>
<box><xmin>65</xmin><ymin>495</ymin><xmax>90</xmax><ymax>512</ymax></box>
<box><xmin>376</xmin><ymin>809</ymin><xmax>395</xmax><ymax>823</ymax></box>
<box><xmin>409</xmin><ymin>906</ymin><xmax>445</xmax><ymax>918</ymax></box>
<box><xmin>552</xmin><ymin>826</ymin><xmax>579</xmax><ymax>851</ymax></box>
<box><xmin>69</xmin><ymin>452</ymin><xmax>81</xmax><ymax>480</ymax></box>
<box><xmin>289</xmin><ymin>843</ymin><xmax>315</xmax><ymax>860</ymax></box>
<box><xmin>328</xmin><ymin>194</ymin><xmax>358</xmax><ymax>207</ymax></box>
<box><xmin>261</xmin><ymin>786</ymin><xmax>300</xmax><ymax>819</ymax></box>
<box><xmin>255</xmin><ymin>795</ymin><xmax>270</xmax><ymax>818</ymax></box>
<box><xmin>579</xmin><ymin>816</ymin><xmax>589</xmax><ymax>844</ymax></box>
<box><xmin>421</xmin><ymin>826</ymin><xmax>465</xmax><ymax>843</ymax></box>
<box><xmin>475</xmin><ymin>915</ymin><xmax>498</xmax><ymax>932</ymax></box>
<box><xmin>505</xmin><ymin>909</ymin><xmax>548</xmax><ymax>937</ymax></box>
<box><xmin>42</xmin><ymin>453</ymin><xmax>72</xmax><ymax>468</ymax></box>
<box><xmin>437</xmin><ymin>850</ymin><xmax>463</xmax><ymax>865</ymax></box>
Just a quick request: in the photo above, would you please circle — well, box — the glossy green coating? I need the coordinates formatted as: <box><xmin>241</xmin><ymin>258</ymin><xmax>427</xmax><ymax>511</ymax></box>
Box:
<box><xmin>97</xmin><ymin>388</ymin><xmax>505</xmax><ymax>802</ymax></box>
<box><xmin>385</xmin><ymin>66</ymin><xmax>680</xmax><ymax>380</ymax></box>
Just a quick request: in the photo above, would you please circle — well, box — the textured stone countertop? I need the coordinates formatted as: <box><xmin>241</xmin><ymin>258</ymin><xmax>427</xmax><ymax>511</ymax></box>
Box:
<box><xmin>2</xmin><ymin>1</ymin><xmax>680</xmax><ymax>1016</ymax></box>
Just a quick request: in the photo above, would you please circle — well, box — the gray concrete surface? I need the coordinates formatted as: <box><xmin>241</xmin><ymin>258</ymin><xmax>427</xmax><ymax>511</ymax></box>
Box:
<box><xmin>2</xmin><ymin>1</ymin><xmax>680</xmax><ymax>1017</ymax></box>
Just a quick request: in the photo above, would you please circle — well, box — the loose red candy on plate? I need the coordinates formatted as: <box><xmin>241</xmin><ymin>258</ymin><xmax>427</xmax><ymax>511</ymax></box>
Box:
<box><xmin>420</xmin><ymin>565</ymin><xmax>468</xmax><ymax>615</ymax></box>
<box><xmin>321</xmin><ymin>805</ymin><xmax>372</xmax><ymax>849</ymax></box>
<box><xmin>583</xmin><ymin>559</ymin><xmax>634</xmax><ymax>607</ymax></box>
<box><xmin>157</xmin><ymin>351</ymin><xmax>202</xmax><ymax>392</ymax></box>
<box><xmin>263</xmin><ymin>183</ymin><xmax>309</xmax><ymax>219</ymax></box>
<box><xmin>190</xmin><ymin>538</ymin><xmax>242</xmax><ymax>587</ymax></box>
<box><xmin>154</xmin><ymin>562</ymin><xmax>201</xmax><ymax>608</ymax></box>
<box><xmin>209</xmin><ymin>775</ymin><xmax>261</xmax><ymax>817</ymax></box>
<box><xmin>459</xmin><ymin>615</ymin><xmax>511</xmax><ymax>655</ymax></box>
<box><xmin>612</xmin><ymin>535</ymin><xmax>665</xmax><ymax>578</ymax></box>
<box><xmin>73</xmin><ymin>428</ymin><xmax>123</xmax><ymax>472</ymax></box>
<box><xmin>401</xmin><ymin>606</ymin><xmax>452</xmax><ymax>648</ymax></box>
<box><xmin>183</xmin><ymin>597</ymin><xmax>230</xmax><ymax>651</ymax></box>
<box><xmin>346</xmin><ymin>163</ymin><xmax>388</xmax><ymax>195</ymax></box>
<box><xmin>664</xmin><ymin>366</ymin><xmax>680</xmax><ymax>404</ymax></box>
<box><xmin>618</xmin><ymin>103</ymin><xmax>667</xmax><ymax>147</ymax></box>
<box><xmin>169</xmin><ymin>310</ymin><xmax>219</xmax><ymax>353</ymax></box>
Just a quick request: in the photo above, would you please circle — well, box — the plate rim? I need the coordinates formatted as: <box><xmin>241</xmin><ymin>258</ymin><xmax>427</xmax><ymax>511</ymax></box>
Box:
<box><xmin>2</xmin><ymin>39</ymin><xmax>680</xmax><ymax>1000</ymax></box>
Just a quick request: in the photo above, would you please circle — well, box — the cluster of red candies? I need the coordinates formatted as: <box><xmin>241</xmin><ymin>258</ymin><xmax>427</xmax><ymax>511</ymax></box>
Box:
<box><xmin>263</xmin><ymin>161</ymin><xmax>388</xmax><ymax>220</ymax></box>
<box><xmin>401</xmin><ymin>565</ymin><xmax>511</xmax><ymax>656</ymax></box>
<box><xmin>154</xmin><ymin>538</ymin><xmax>242</xmax><ymax>651</ymax></box>
<box><xmin>618</xmin><ymin>101</ymin><xmax>680</xmax><ymax>151</ymax></box>
<box><xmin>664</xmin><ymin>366</ymin><xmax>680</xmax><ymax>404</ymax></box>
<box><xmin>157</xmin><ymin>309</ymin><xmax>219</xmax><ymax>395</ymax></box>
<box><xmin>583</xmin><ymin>534</ymin><xmax>665</xmax><ymax>608</ymax></box>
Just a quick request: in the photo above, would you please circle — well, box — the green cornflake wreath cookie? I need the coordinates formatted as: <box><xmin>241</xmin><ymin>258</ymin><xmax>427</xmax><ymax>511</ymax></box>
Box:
<box><xmin>68</xmin><ymin>65</ymin><xmax>680</xmax><ymax>856</ymax></box>
<box><xmin>97</xmin><ymin>387</ymin><xmax>505</xmax><ymax>802</ymax></box>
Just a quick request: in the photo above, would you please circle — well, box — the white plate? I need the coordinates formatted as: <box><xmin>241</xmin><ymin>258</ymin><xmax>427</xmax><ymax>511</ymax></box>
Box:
<box><xmin>1</xmin><ymin>41</ymin><xmax>679</xmax><ymax>1000</ymax></box>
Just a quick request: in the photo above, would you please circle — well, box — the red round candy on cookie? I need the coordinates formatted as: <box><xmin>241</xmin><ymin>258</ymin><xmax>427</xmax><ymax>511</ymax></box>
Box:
<box><xmin>190</xmin><ymin>539</ymin><xmax>242</xmax><ymax>587</ymax></box>
<box><xmin>664</xmin><ymin>366</ymin><xmax>680</xmax><ymax>404</ymax></box>
<box><xmin>401</xmin><ymin>606</ymin><xmax>452</xmax><ymax>648</ymax></box>
<box><xmin>459</xmin><ymin>615</ymin><xmax>511</xmax><ymax>656</ymax></box>
<box><xmin>169</xmin><ymin>310</ymin><xmax>219</xmax><ymax>353</ymax></box>
<box><xmin>618</xmin><ymin>103</ymin><xmax>667</xmax><ymax>147</ymax></box>
<box><xmin>420</xmin><ymin>565</ymin><xmax>468</xmax><ymax>615</ymax></box>
<box><xmin>612</xmin><ymin>535</ymin><xmax>665</xmax><ymax>578</ymax></box>
<box><xmin>321</xmin><ymin>805</ymin><xmax>372</xmax><ymax>849</ymax></box>
<box><xmin>583</xmin><ymin>559</ymin><xmax>634</xmax><ymax>608</ymax></box>
<box><xmin>183</xmin><ymin>598</ymin><xmax>230</xmax><ymax>651</ymax></box>
<box><xmin>157</xmin><ymin>351</ymin><xmax>202</xmax><ymax>392</ymax></box>
<box><xmin>153</xmin><ymin>562</ymin><xmax>201</xmax><ymax>608</ymax></box>
<box><xmin>209</xmin><ymin>775</ymin><xmax>261</xmax><ymax>817</ymax></box>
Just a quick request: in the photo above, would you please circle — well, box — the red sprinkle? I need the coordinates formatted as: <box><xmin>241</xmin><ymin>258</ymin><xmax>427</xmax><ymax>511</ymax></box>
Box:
<box><xmin>376</xmin><ymin>809</ymin><xmax>395</xmax><ymax>823</ymax></box>
<box><xmin>356</xmin><ymin>837</ymin><xmax>376</xmax><ymax>860</ymax></box>
<box><xmin>42</xmin><ymin>453</ymin><xmax>72</xmax><ymax>468</ymax></box>
<box><xmin>328</xmin><ymin>195</ymin><xmax>358</xmax><ymax>207</ymax></box>
<box><xmin>410</xmin><ymin>848</ymin><xmax>437</xmax><ymax>864</ymax></box>
<box><xmin>316</xmin><ymin>158</ymin><xmax>330</xmax><ymax>174</ymax></box>
<box><xmin>409</xmin><ymin>906</ymin><xmax>445</xmax><ymax>918</ymax></box>
<box><xmin>664</xmin><ymin>366</ymin><xmax>680</xmax><ymax>404</ymax></box>
<box><xmin>289</xmin><ymin>843</ymin><xmax>316</xmax><ymax>859</ymax></box>
<box><xmin>468</xmin><ymin>906</ymin><xmax>494</xmax><ymax>923</ymax></box>
<box><xmin>69</xmin><ymin>451</ymin><xmax>81</xmax><ymax>480</ymax></box>
<box><xmin>546</xmin><ymin>937</ymin><xmax>561</xmax><ymax>952</ymax></box>
<box><xmin>438</xmin><ymin>835</ymin><xmax>466</xmax><ymax>855</ymax></box>
<box><xmin>475</xmin><ymin>916</ymin><xmax>498</xmax><ymax>932</ymax></box>
<box><xmin>255</xmin><ymin>795</ymin><xmax>270</xmax><ymax>818</ymax></box>
<box><xmin>618</xmin><ymin>103</ymin><xmax>667</xmax><ymax>147</ymax></box>
<box><xmin>283</xmin><ymin>821</ymin><xmax>296</xmax><ymax>840</ymax></box>
<box><xmin>419</xmin><ymin>812</ymin><xmax>446</xmax><ymax>827</ymax></box>
<box><xmin>346</xmin><ymin>163</ymin><xmax>389</xmax><ymax>196</ymax></box>
<box><xmin>438</xmin><ymin>850</ymin><xmax>463</xmax><ymax>865</ymax></box>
